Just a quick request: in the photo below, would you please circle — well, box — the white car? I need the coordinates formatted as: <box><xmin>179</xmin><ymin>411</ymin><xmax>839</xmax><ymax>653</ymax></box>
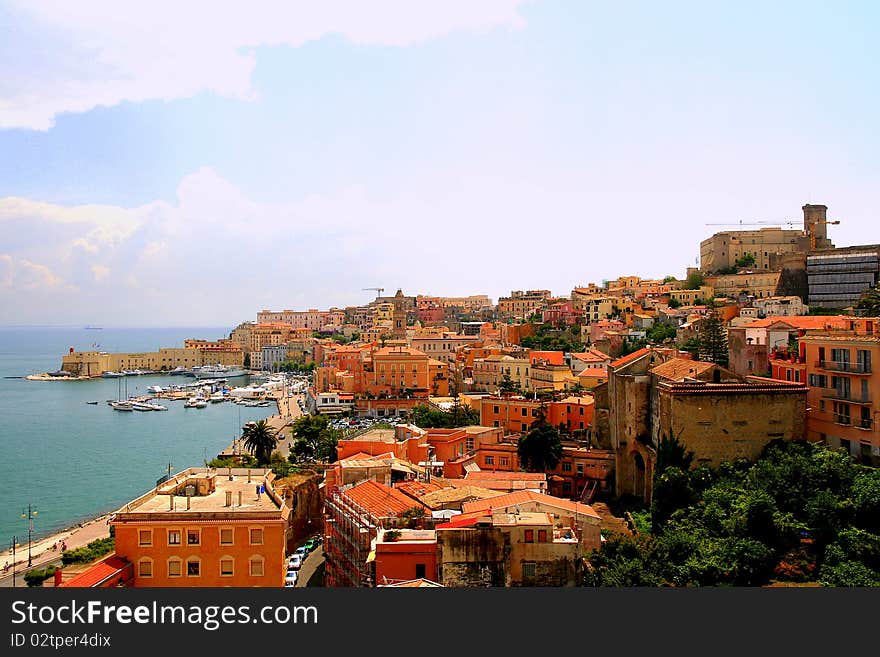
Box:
<box><xmin>287</xmin><ymin>553</ymin><xmax>303</xmax><ymax>570</ymax></box>
<box><xmin>284</xmin><ymin>570</ymin><xmax>298</xmax><ymax>587</ymax></box>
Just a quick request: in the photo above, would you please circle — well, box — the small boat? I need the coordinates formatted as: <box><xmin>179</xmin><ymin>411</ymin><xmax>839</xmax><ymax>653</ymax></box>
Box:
<box><xmin>102</xmin><ymin>371</ymin><xmax>125</xmax><ymax>378</ymax></box>
<box><xmin>110</xmin><ymin>401</ymin><xmax>133</xmax><ymax>412</ymax></box>
<box><xmin>134</xmin><ymin>401</ymin><xmax>168</xmax><ymax>411</ymax></box>
<box><xmin>86</xmin><ymin>401</ymin><xmax>99</xmax><ymax>405</ymax></box>
<box><xmin>147</xmin><ymin>385</ymin><xmax>164</xmax><ymax>393</ymax></box>
<box><xmin>209</xmin><ymin>392</ymin><xmax>226</xmax><ymax>403</ymax></box>
<box><xmin>184</xmin><ymin>397</ymin><xmax>208</xmax><ymax>408</ymax></box>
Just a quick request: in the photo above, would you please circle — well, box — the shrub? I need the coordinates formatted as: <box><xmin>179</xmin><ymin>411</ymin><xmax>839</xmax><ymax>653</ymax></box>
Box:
<box><xmin>61</xmin><ymin>537</ymin><xmax>115</xmax><ymax>566</ymax></box>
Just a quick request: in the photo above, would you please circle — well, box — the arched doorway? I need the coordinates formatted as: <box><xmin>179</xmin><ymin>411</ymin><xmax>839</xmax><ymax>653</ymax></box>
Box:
<box><xmin>633</xmin><ymin>452</ymin><xmax>646</xmax><ymax>501</ymax></box>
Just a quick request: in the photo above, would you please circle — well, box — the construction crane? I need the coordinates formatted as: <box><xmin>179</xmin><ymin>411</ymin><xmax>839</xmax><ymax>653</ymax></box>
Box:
<box><xmin>705</xmin><ymin>220</ymin><xmax>798</xmax><ymax>228</ymax></box>
<box><xmin>809</xmin><ymin>218</ymin><xmax>841</xmax><ymax>250</ymax></box>
<box><xmin>362</xmin><ymin>287</ymin><xmax>384</xmax><ymax>297</ymax></box>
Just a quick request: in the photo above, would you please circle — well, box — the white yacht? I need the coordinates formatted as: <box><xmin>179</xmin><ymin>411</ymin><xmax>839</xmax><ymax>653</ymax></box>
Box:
<box><xmin>191</xmin><ymin>365</ymin><xmax>248</xmax><ymax>379</ymax></box>
<box><xmin>110</xmin><ymin>401</ymin><xmax>133</xmax><ymax>412</ymax></box>
<box><xmin>184</xmin><ymin>397</ymin><xmax>208</xmax><ymax>408</ymax></box>
<box><xmin>209</xmin><ymin>392</ymin><xmax>226</xmax><ymax>403</ymax></box>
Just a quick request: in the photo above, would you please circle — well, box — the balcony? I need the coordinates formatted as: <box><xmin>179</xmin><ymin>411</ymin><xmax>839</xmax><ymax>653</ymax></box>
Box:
<box><xmin>822</xmin><ymin>389</ymin><xmax>872</xmax><ymax>405</ymax></box>
<box><xmin>814</xmin><ymin>360</ymin><xmax>872</xmax><ymax>374</ymax></box>
<box><xmin>832</xmin><ymin>414</ymin><xmax>851</xmax><ymax>426</ymax></box>
<box><xmin>856</xmin><ymin>418</ymin><xmax>874</xmax><ymax>431</ymax></box>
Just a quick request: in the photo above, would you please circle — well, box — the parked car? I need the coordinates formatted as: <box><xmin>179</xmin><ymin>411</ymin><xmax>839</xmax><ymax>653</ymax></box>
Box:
<box><xmin>304</xmin><ymin>538</ymin><xmax>318</xmax><ymax>552</ymax></box>
<box><xmin>287</xmin><ymin>554</ymin><xmax>303</xmax><ymax>570</ymax></box>
<box><xmin>284</xmin><ymin>570</ymin><xmax>298</xmax><ymax>587</ymax></box>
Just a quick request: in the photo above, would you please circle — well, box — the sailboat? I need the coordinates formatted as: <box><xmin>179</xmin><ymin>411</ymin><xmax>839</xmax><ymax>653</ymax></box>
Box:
<box><xmin>110</xmin><ymin>376</ymin><xmax>133</xmax><ymax>411</ymax></box>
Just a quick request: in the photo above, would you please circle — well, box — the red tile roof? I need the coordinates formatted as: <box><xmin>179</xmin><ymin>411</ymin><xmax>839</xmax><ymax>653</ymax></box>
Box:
<box><xmin>345</xmin><ymin>479</ymin><xmax>427</xmax><ymax>517</ymax></box>
<box><xmin>58</xmin><ymin>556</ymin><xmax>130</xmax><ymax>588</ymax></box>
<box><xmin>649</xmin><ymin>358</ymin><xmax>715</xmax><ymax>382</ymax></box>
<box><xmin>610</xmin><ymin>347</ymin><xmax>651</xmax><ymax>369</ymax></box>
<box><xmin>395</xmin><ymin>480</ymin><xmax>447</xmax><ymax>500</ymax></box>
<box><xmin>434</xmin><ymin>510</ymin><xmax>490</xmax><ymax>529</ymax></box>
<box><xmin>461</xmin><ymin>490</ymin><xmax>601</xmax><ymax>519</ymax></box>
<box><xmin>570</xmin><ymin>349</ymin><xmax>610</xmax><ymax>363</ymax></box>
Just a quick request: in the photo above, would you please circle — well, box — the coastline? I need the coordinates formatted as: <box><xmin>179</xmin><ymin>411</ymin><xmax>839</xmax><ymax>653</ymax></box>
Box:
<box><xmin>4</xmin><ymin>511</ymin><xmax>114</xmax><ymax>574</ymax></box>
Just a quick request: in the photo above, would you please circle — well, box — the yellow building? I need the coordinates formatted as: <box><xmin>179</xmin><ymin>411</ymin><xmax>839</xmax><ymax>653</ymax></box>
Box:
<box><xmin>704</xmin><ymin>271</ymin><xmax>781</xmax><ymax>299</ymax></box>
<box><xmin>669</xmin><ymin>286</ymin><xmax>715</xmax><ymax>305</ymax></box>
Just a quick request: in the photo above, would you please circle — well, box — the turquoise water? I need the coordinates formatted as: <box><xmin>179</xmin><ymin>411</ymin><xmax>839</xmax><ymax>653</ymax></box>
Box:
<box><xmin>0</xmin><ymin>327</ymin><xmax>274</xmax><ymax>547</ymax></box>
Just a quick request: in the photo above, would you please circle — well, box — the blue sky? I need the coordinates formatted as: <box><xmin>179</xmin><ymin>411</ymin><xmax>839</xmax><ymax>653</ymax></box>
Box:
<box><xmin>1</xmin><ymin>0</ymin><xmax>877</xmax><ymax>326</ymax></box>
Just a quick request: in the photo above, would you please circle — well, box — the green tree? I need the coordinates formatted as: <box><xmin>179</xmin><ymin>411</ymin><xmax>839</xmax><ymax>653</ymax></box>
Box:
<box><xmin>696</xmin><ymin>308</ymin><xmax>728</xmax><ymax>366</ymax></box>
<box><xmin>735</xmin><ymin>252</ymin><xmax>756</xmax><ymax>268</ymax></box>
<box><xmin>662</xmin><ymin>275</ymin><xmax>678</xmax><ymax>284</ymax></box>
<box><xmin>241</xmin><ymin>419</ymin><xmax>276</xmax><ymax>466</ymax></box>
<box><xmin>854</xmin><ymin>282</ymin><xmax>880</xmax><ymax>317</ymax></box>
<box><xmin>290</xmin><ymin>414</ymin><xmax>340</xmax><ymax>463</ymax></box>
<box><xmin>498</xmin><ymin>373</ymin><xmax>521</xmax><ymax>394</ymax></box>
<box><xmin>667</xmin><ymin>297</ymin><xmax>682</xmax><ymax>309</ymax></box>
<box><xmin>683</xmin><ymin>272</ymin><xmax>705</xmax><ymax>290</ymax></box>
<box><xmin>647</xmin><ymin>323</ymin><xmax>677</xmax><ymax>343</ymax></box>
<box><xmin>517</xmin><ymin>407</ymin><xmax>563</xmax><ymax>471</ymax></box>
<box><xmin>411</xmin><ymin>403</ymin><xmax>479</xmax><ymax>428</ymax></box>
<box><xmin>243</xmin><ymin>352</ymin><xmax>251</xmax><ymax>368</ymax></box>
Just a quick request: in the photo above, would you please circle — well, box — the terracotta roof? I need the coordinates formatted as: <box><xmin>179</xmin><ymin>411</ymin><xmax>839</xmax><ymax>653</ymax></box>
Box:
<box><xmin>419</xmin><ymin>485</ymin><xmax>505</xmax><ymax>508</ymax></box>
<box><xmin>435</xmin><ymin>510</ymin><xmax>491</xmax><ymax>529</ymax></box>
<box><xmin>345</xmin><ymin>479</ymin><xmax>427</xmax><ymax>517</ymax></box>
<box><xmin>383</xmin><ymin>578</ymin><xmax>444</xmax><ymax>587</ymax></box>
<box><xmin>740</xmin><ymin>316</ymin><xmax>848</xmax><ymax>330</ymax></box>
<box><xmin>461</xmin><ymin>490</ymin><xmax>601</xmax><ymax>519</ymax></box>
<box><xmin>58</xmin><ymin>555</ymin><xmax>130</xmax><ymax>588</ymax></box>
<box><xmin>373</xmin><ymin>346</ymin><xmax>429</xmax><ymax>357</ymax></box>
<box><xmin>650</xmin><ymin>358</ymin><xmax>715</xmax><ymax>382</ymax></box>
<box><xmin>395</xmin><ymin>480</ymin><xmax>447</xmax><ymax>500</ymax></box>
<box><xmin>569</xmin><ymin>349</ymin><xmax>610</xmax><ymax>363</ymax></box>
<box><xmin>610</xmin><ymin>347</ymin><xmax>652</xmax><ymax>369</ymax></box>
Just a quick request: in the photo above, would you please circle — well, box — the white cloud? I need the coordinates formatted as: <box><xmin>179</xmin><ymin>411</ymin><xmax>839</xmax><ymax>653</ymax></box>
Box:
<box><xmin>91</xmin><ymin>264</ymin><xmax>110</xmax><ymax>281</ymax></box>
<box><xmin>0</xmin><ymin>254</ymin><xmax>73</xmax><ymax>291</ymax></box>
<box><xmin>2</xmin><ymin>1</ymin><xmax>527</xmax><ymax>131</ymax></box>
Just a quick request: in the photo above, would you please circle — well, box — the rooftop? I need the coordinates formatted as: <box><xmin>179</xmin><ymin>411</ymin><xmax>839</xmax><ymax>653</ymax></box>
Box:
<box><xmin>650</xmin><ymin>358</ymin><xmax>715</xmax><ymax>382</ymax></box>
<box><xmin>113</xmin><ymin>468</ymin><xmax>285</xmax><ymax>518</ymax></box>
<box><xmin>461</xmin><ymin>490</ymin><xmax>601</xmax><ymax>520</ymax></box>
<box><xmin>345</xmin><ymin>479</ymin><xmax>428</xmax><ymax>517</ymax></box>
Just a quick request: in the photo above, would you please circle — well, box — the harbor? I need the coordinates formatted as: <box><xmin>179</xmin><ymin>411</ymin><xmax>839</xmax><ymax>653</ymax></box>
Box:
<box><xmin>0</xmin><ymin>326</ymin><xmax>282</xmax><ymax>550</ymax></box>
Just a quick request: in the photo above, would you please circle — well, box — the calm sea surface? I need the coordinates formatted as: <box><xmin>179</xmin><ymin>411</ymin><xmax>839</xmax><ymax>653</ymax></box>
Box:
<box><xmin>0</xmin><ymin>327</ymin><xmax>273</xmax><ymax>547</ymax></box>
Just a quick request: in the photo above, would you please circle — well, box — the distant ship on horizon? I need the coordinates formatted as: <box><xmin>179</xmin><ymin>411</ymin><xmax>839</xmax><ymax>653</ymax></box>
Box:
<box><xmin>84</xmin><ymin>325</ymin><xmax>103</xmax><ymax>330</ymax></box>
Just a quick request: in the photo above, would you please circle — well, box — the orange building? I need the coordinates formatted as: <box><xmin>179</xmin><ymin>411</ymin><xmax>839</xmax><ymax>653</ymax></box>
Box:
<box><xmin>111</xmin><ymin>468</ymin><xmax>289</xmax><ymax>587</ymax></box>
<box><xmin>799</xmin><ymin>317</ymin><xmax>880</xmax><ymax>464</ymax></box>
<box><xmin>373</xmin><ymin>529</ymin><xmax>438</xmax><ymax>586</ymax></box>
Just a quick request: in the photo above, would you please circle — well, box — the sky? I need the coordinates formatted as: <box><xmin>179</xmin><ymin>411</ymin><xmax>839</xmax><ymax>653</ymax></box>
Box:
<box><xmin>1</xmin><ymin>0</ymin><xmax>878</xmax><ymax>327</ymax></box>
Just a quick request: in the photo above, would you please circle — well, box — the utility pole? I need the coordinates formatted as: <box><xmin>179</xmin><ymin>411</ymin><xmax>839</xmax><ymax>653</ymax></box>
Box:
<box><xmin>10</xmin><ymin>536</ymin><xmax>17</xmax><ymax>587</ymax></box>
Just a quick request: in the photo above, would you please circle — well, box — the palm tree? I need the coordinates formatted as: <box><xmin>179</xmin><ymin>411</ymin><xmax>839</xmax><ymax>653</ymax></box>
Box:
<box><xmin>854</xmin><ymin>282</ymin><xmax>880</xmax><ymax>317</ymax></box>
<box><xmin>241</xmin><ymin>419</ymin><xmax>276</xmax><ymax>466</ymax></box>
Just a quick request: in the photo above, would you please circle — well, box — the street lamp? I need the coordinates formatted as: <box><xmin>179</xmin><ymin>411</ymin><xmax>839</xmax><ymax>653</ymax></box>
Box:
<box><xmin>21</xmin><ymin>505</ymin><xmax>38</xmax><ymax>567</ymax></box>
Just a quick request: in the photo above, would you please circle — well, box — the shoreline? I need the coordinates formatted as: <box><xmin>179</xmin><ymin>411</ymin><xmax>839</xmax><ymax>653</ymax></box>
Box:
<box><xmin>4</xmin><ymin>512</ymin><xmax>115</xmax><ymax>572</ymax></box>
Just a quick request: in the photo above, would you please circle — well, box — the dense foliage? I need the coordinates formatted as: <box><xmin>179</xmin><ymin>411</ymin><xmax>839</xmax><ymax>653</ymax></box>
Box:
<box><xmin>585</xmin><ymin>440</ymin><xmax>880</xmax><ymax>587</ymax></box>
<box><xmin>410</xmin><ymin>403</ymin><xmax>480</xmax><ymax>428</ymax></box>
<box><xmin>520</xmin><ymin>324</ymin><xmax>585</xmax><ymax>352</ymax></box>
<box><xmin>61</xmin><ymin>537</ymin><xmax>115</xmax><ymax>565</ymax></box>
<box><xmin>289</xmin><ymin>415</ymin><xmax>342</xmax><ymax>463</ymax></box>
<box><xmin>24</xmin><ymin>565</ymin><xmax>57</xmax><ymax>587</ymax></box>
<box><xmin>854</xmin><ymin>282</ymin><xmax>880</xmax><ymax>317</ymax></box>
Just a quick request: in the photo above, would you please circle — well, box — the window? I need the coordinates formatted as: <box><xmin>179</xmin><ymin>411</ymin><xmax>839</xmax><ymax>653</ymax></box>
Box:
<box><xmin>249</xmin><ymin>528</ymin><xmax>264</xmax><ymax>545</ymax></box>
<box><xmin>538</xmin><ymin>530</ymin><xmax>548</xmax><ymax>543</ymax></box>
<box><xmin>522</xmin><ymin>562</ymin><xmax>536</xmax><ymax>579</ymax></box>
<box><xmin>415</xmin><ymin>563</ymin><xmax>426</xmax><ymax>579</ymax></box>
<box><xmin>138</xmin><ymin>530</ymin><xmax>152</xmax><ymax>547</ymax></box>
<box><xmin>167</xmin><ymin>558</ymin><xmax>182</xmax><ymax>578</ymax></box>
<box><xmin>138</xmin><ymin>559</ymin><xmax>153</xmax><ymax>578</ymax></box>
<box><xmin>249</xmin><ymin>557</ymin><xmax>264</xmax><ymax>577</ymax></box>
<box><xmin>521</xmin><ymin>423</ymin><xmax>527</xmax><ymax>431</ymax></box>
<box><xmin>562</xmin><ymin>461</ymin><xmax>572</xmax><ymax>472</ymax></box>
<box><xmin>220</xmin><ymin>557</ymin><xmax>234</xmax><ymax>577</ymax></box>
<box><xmin>577</xmin><ymin>463</ymin><xmax>584</xmax><ymax>475</ymax></box>
<box><xmin>524</xmin><ymin>529</ymin><xmax>534</xmax><ymax>543</ymax></box>
<box><xmin>485</xmin><ymin>455</ymin><xmax>494</xmax><ymax>465</ymax></box>
<box><xmin>220</xmin><ymin>528</ymin><xmax>234</xmax><ymax>545</ymax></box>
<box><xmin>186</xmin><ymin>529</ymin><xmax>200</xmax><ymax>546</ymax></box>
<box><xmin>579</xmin><ymin>407</ymin><xmax>584</xmax><ymax>415</ymax></box>
<box><xmin>493</xmin><ymin>405</ymin><xmax>500</xmax><ymax>414</ymax></box>
<box><xmin>186</xmin><ymin>559</ymin><xmax>200</xmax><ymax>577</ymax></box>
<box><xmin>521</xmin><ymin>408</ymin><xmax>527</xmax><ymax>416</ymax></box>
<box><xmin>500</xmin><ymin>457</ymin><xmax>509</xmax><ymax>467</ymax></box>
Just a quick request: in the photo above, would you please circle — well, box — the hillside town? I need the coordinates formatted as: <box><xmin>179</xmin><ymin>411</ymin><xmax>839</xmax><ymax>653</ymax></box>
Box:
<box><xmin>44</xmin><ymin>202</ymin><xmax>880</xmax><ymax>588</ymax></box>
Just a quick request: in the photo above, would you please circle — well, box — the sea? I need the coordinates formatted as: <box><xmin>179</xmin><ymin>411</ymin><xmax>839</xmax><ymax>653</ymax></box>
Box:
<box><xmin>0</xmin><ymin>327</ymin><xmax>275</xmax><ymax>548</ymax></box>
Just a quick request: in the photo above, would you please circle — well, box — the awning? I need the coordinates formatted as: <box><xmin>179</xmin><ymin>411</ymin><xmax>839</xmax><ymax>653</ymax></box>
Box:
<box><xmin>365</xmin><ymin>550</ymin><xmax>376</xmax><ymax>564</ymax></box>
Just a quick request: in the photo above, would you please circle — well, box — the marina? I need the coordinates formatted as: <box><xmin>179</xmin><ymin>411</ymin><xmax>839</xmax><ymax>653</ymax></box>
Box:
<box><xmin>0</xmin><ymin>326</ymin><xmax>280</xmax><ymax>546</ymax></box>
